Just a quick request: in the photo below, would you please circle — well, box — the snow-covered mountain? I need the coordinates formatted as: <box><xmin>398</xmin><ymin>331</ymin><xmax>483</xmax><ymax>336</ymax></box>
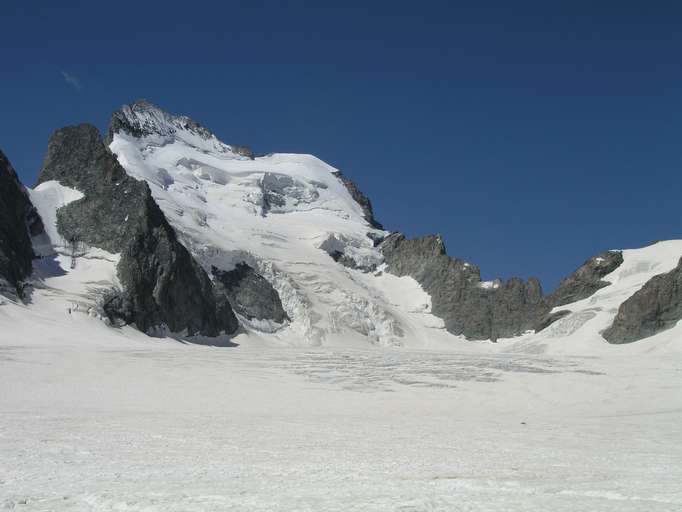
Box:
<box><xmin>2</xmin><ymin>100</ymin><xmax>682</xmax><ymax>353</ymax></box>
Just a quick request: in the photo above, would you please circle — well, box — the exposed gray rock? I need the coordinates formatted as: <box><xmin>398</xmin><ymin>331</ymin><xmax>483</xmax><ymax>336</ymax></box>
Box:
<box><xmin>37</xmin><ymin>124</ymin><xmax>238</xmax><ymax>336</ymax></box>
<box><xmin>106</xmin><ymin>99</ymin><xmax>252</xmax><ymax>158</ymax></box>
<box><xmin>366</xmin><ymin>232</ymin><xmax>384</xmax><ymax>247</ymax></box>
<box><xmin>380</xmin><ymin>232</ymin><xmax>548</xmax><ymax>341</ymax></box>
<box><xmin>491</xmin><ymin>277</ymin><xmax>546</xmax><ymax>341</ymax></box>
<box><xmin>602</xmin><ymin>257</ymin><xmax>682</xmax><ymax>344</ymax></box>
<box><xmin>549</xmin><ymin>250</ymin><xmax>624</xmax><ymax>307</ymax></box>
<box><xmin>331</xmin><ymin>170</ymin><xmax>383</xmax><ymax>229</ymax></box>
<box><xmin>213</xmin><ymin>263</ymin><xmax>288</xmax><ymax>323</ymax></box>
<box><xmin>0</xmin><ymin>150</ymin><xmax>43</xmax><ymax>299</ymax></box>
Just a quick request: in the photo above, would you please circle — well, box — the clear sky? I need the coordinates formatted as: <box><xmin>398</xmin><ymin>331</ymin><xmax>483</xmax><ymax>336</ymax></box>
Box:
<box><xmin>2</xmin><ymin>1</ymin><xmax>681</xmax><ymax>291</ymax></box>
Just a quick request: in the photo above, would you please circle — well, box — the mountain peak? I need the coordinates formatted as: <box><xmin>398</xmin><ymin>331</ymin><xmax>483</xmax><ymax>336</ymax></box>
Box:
<box><xmin>106</xmin><ymin>100</ymin><xmax>252</xmax><ymax>158</ymax></box>
<box><xmin>107</xmin><ymin>99</ymin><xmax>214</xmax><ymax>140</ymax></box>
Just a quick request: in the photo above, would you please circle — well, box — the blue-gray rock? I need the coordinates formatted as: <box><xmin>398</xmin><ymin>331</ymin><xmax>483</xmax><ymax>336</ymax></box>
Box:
<box><xmin>37</xmin><ymin>124</ymin><xmax>238</xmax><ymax>336</ymax></box>
<box><xmin>105</xmin><ymin>99</ymin><xmax>253</xmax><ymax>158</ymax></box>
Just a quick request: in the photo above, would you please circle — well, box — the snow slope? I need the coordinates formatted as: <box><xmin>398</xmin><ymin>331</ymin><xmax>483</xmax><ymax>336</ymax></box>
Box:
<box><xmin>1</xmin><ymin>309</ymin><xmax>682</xmax><ymax>511</ymax></box>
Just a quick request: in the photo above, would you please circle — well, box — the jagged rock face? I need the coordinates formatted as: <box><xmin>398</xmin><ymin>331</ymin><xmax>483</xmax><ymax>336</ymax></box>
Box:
<box><xmin>260</xmin><ymin>173</ymin><xmax>320</xmax><ymax>215</ymax></box>
<box><xmin>213</xmin><ymin>263</ymin><xmax>289</xmax><ymax>323</ymax></box>
<box><xmin>37</xmin><ymin>124</ymin><xmax>238</xmax><ymax>336</ymax></box>
<box><xmin>38</xmin><ymin>124</ymin><xmax>148</xmax><ymax>252</ymax></box>
<box><xmin>380</xmin><ymin>233</ymin><xmax>548</xmax><ymax>340</ymax></box>
<box><xmin>106</xmin><ymin>99</ymin><xmax>251</xmax><ymax>157</ymax></box>
<box><xmin>0</xmin><ymin>151</ymin><xmax>43</xmax><ymax>299</ymax></box>
<box><xmin>602</xmin><ymin>257</ymin><xmax>682</xmax><ymax>344</ymax></box>
<box><xmin>331</xmin><ymin>171</ymin><xmax>383</xmax><ymax>229</ymax></box>
<box><xmin>550</xmin><ymin>250</ymin><xmax>624</xmax><ymax>307</ymax></box>
<box><xmin>107</xmin><ymin>99</ymin><xmax>215</xmax><ymax>141</ymax></box>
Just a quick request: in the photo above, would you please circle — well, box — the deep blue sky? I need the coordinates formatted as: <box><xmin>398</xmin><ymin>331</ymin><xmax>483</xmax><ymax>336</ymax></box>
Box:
<box><xmin>2</xmin><ymin>1</ymin><xmax>681</xmax><ymax>291</ymax></box>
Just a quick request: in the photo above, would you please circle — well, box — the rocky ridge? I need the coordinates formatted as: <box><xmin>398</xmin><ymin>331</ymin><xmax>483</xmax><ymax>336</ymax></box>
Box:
<box><xmin>549</xmin><ymin>251</ymin><xmax>624</xmax><ymax>307</ymax></box>
<box><xmin>379</xmin><ymin>232</ymin><xmax>548</xmax><ymax>341</ymax></box>
<box><xmin>331</xmin><ymin>170</ymin><xmax>383</xmax><ymax>229</ymax></box>
<box><xmin>106</xmin><ymin>99</ymin><xmax>253</xmax><ymax>158</ymax></box>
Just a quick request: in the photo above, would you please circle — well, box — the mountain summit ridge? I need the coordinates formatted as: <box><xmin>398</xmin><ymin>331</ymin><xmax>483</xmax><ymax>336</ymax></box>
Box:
<box><xmin>106</xmin><ymin>99</ymin><xmax>253</xmax><ymax>159</ymax></box>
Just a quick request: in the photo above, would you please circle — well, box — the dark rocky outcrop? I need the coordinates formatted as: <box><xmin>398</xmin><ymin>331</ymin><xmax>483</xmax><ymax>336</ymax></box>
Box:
<box><xmin>0</xmin><ymin>151</ymin><xmax>43</xmax><ymax>299</ymax></box>
<box><xmin>37</xmin><ymin>124</ymin><xmax>238</xmax><ymax>336</ymax></box>
<box><xmin>331</xmin><ymin>171</ymin><xmax>383</xmax><ymax>229</ymax></box>
<box><xmin>319</xmin><ymin>233</ymin><xmax>380</xmax><ymax>272</ymax></box>
<box><xmin>213</xmin><ymin>263</ymin><xmax>288</xmax><ymax>323</ymax></box>
<box><xmin>380</xmin><ymin>232</ymin><xmax>548</xmax><ymax>341</ymax></box>
<box><xmin>549</xmin><ymin>250</ymin><xmax>624</xmax><ymax>307</ymax></box>
<box><xmin>602</xmin><ymin>257</ymin><xmax>682</xmax><ymax>344</ymax></box>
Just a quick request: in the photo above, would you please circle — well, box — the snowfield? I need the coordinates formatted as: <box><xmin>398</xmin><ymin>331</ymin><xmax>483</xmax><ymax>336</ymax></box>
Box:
<box><xmin>1</xmin><ymin>302</ymin><xmax>682</xmax><ymax>511</ymax></box>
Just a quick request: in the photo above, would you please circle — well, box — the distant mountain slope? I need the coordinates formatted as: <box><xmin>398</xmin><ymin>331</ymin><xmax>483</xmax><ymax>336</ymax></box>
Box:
<box><xmin>1</xmin><ymin>100</ymin><xmax>681</xmax><ymax>349</ymax></box>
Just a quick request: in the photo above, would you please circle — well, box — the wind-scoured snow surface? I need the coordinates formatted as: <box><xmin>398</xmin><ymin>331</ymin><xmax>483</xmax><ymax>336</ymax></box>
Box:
<box><xmin>1</xmin><ymin>304</ymin><xmax>682</xmax><ymax>510</ymax></box>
